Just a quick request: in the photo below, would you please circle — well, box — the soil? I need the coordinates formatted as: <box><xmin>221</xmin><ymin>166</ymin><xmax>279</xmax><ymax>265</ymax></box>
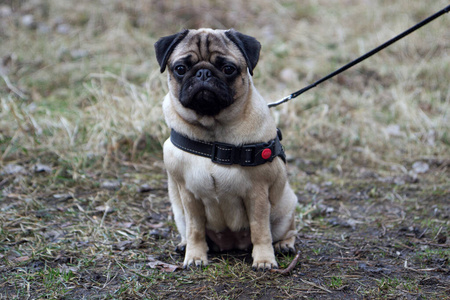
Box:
<box><xmin>1</xmin><ymin>156</ymin><xmax>448</xmax><ymax>299</ymax></box>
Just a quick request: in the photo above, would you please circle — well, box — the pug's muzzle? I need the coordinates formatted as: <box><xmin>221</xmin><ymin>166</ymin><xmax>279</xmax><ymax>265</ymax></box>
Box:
<box><xmin>178</xmin><ymin>67</ymin><xmax>235</xmax><ymax>116</ymax></box>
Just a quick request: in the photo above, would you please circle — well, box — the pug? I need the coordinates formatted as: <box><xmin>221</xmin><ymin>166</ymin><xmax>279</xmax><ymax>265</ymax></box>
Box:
<box><xmin>154</xmin><ymin>28</ymin><xmax>297</xmax><ymax>270</ymax></box>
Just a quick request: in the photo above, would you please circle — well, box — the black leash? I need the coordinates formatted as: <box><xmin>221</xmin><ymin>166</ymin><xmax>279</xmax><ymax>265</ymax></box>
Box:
<box><xmin>268</xmin><ymin>5</ymin><xmax>450</xmax><ymax>108</ymax></box>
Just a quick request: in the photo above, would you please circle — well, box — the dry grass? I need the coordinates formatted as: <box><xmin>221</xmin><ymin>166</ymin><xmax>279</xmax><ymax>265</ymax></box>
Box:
<box><xmin>1</xmin><ymin>0</ymin><xmax>449</xmax><ymax>299</ymax></box>
<box><xmin>1</xmin><ymin>0</ymin><xmax>448</xmax><ymax>168</ymax></box>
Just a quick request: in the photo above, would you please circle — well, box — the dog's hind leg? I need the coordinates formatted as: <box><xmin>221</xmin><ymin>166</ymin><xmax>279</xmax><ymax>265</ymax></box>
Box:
<box><xmin>271</xmin><ymin>183</ymin><xmax>298</xmax><ymax>254</ymax></box>
<box><xmin>273</xmin><ymin>221</ymin><xmax>296</xmax><ymax>254</ymax></box>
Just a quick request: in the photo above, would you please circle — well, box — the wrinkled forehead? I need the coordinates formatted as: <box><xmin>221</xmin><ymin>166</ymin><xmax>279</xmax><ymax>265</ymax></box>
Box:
<box><xmin>170</xmin><ymin>30</ymin><xmax>243</xmax><ymax>64</ymax></box>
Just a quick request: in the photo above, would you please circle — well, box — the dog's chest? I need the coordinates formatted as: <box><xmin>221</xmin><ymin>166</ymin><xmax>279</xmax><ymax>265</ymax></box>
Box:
<box><xmin>185</xmin><ymin>162</ymin><xmax>251</xmax><ymax>201</ymax></box>
<box><xmin>187</xmin><ymin>164</ymin><xmax>251</xmax><ymax>232</ymax></box>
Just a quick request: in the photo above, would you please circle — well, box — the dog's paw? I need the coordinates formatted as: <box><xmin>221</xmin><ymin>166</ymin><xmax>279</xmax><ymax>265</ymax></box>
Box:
<box><xmin>183</xmin><ymin>243</ymin><xmax>208</xmax><ymax>269</ymax></box>
<box><xmin>252</xmin><ymin>244</ymin><xmax>278</xmax><ymax>271</ymax></box>
<box><xmin>274</xmin><ymin>236</ymin><xmax>296</xmax><ymax>255</ymax></box>
<box><xmin>183</xmin><ymin>254</ymin><xmax>208</xmax><ymax>269</ymax></box>
<box><xmin>252</xmin><ymin>260</ymin><xmax>278</xmax><ymax>271</ymax></box>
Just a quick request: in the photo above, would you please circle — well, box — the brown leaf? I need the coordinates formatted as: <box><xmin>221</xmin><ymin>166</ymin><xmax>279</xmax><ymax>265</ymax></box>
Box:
<box><xmin>13</xmin><ymin>256</ymin><xmax>30</xmax><ymax>262</ymax></box>
<box><xmin>149</xmin><ymin>222</ymin><xmax>164</xmax><ymax>229</ymax></box>
<box><xmin>112</xmin><ymin>239</ymin><xmax>142</xmax><ymax>251</ymax></box>
<box><xmin>148</xmin><ymin>258</ymin><xmax>179</xmax><ymax>272</ymax></box>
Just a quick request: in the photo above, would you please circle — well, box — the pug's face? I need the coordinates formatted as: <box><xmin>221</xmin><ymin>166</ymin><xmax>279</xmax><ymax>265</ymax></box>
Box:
<box><xmin>155</xmin><ymin>29</ymin><xmax>261</xmax><ymax>117</ymax></box>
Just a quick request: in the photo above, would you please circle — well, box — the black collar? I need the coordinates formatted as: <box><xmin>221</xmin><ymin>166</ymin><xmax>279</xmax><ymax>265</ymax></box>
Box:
<box><xmin>170</xmin><ymin>129</ymin><xmax>286</xmax><ymax>167</ymax></box>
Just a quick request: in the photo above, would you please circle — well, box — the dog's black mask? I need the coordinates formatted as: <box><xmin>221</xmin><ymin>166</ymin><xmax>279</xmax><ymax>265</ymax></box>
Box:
<box><xmin>177</xmin><ymin>66</ymin><xmax>235</xmax><ymax>116</ymax></box>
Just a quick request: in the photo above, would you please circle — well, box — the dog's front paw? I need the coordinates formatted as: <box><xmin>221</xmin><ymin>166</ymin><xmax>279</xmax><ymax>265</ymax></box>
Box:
<box><xmin>183</xmin><ymin>254</ymin><xmax>208</xmax><ymax>268</ymax></box>
<box><xmin>183</xmin><ymin>243</ymin><xmax>208</xmax><ymax>269</ymax></box>
<box><xmin>252</xmin><ymin>244</ymin><xmax>278</xmax><ymax>271</ymax></box>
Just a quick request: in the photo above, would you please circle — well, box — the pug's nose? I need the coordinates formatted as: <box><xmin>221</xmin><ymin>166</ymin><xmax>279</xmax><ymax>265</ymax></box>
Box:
<box><xmin>196</xmin><ymin>69</ymin><xmax>212</xmax><ymax>81</ymax></box>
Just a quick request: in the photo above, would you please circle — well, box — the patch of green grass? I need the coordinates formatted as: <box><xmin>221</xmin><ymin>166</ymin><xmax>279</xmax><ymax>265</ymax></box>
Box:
<box><xmin>376</xmin><ymin>276</ymin><xmax>401</xmax><ymax>291</ymax></box>
<box><xmin>374</xmin><ymin>276</ymin><xmax>422</xmax><ymax>297</ymax></box>
<box><xmin>413</xmin><ymin>247</ymin><xmax>450</xmax><ymax>264</ymax></box>
<box><xmin>312</xmin><ymin>248</ymin><xmax>321</xmax><ymax>256</ymax></box>
<box><xmin>328</xmin><ymin>276</ymin><xmax>344</xmax><ymax>289</ymax></box>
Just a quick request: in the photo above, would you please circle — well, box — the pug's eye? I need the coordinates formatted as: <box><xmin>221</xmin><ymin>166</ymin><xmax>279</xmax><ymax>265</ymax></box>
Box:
<box><xmin>174</xmin><ymin>65</ymin><xmax>187</xmax><ymax>76</ymax></box>
<box><xmin>222</xmin><ymin>65</ymin><xmax>236</xmax><ymax>75</ymax></box>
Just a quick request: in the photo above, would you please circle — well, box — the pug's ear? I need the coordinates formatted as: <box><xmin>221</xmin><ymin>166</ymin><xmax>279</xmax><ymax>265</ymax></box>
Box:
<box><xmin>225</xmin><ymin>29</ymin><xmax>261</xmax><ymax>76</ymax></box>
<box><xmin>154</xmin><ymin>29</ymin><xmax>189</xmax><ymax>73</ymax></box>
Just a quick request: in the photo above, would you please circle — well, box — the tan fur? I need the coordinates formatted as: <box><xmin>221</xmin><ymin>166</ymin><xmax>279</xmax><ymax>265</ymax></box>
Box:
<box><xmin>160</xmin><ymin>29</ymin><xmax>297</xmax><ymax>270</ymax></box>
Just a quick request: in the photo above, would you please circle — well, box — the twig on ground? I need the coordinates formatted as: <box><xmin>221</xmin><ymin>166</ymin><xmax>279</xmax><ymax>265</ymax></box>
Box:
<box><xmin>270</xmin><ymin>251</ymin><xmax>301</xmax><ymax>275</ymax></box>
<box><xmin>433</xmin><ymin>226</ymin><xmax>443</xmax><ymax>241</ymax></box>
<box><xmin>404</xmin><ymin>260</ymin><xmax>440</xmax><ymax>273</ymax></box>
<box><xmin>418</xmin><ymin>242</ymin><xmax>449</xmax><ymax>248</ymax></box>
<box><xmin>299</xmin><ymin>278</ymin><xmax>332</xmax><ymax>294</ymax></box>
<box><xmin>417</xmin><ymin>228</ymin><xmax>428</xmax><ymax>239</ymax></box>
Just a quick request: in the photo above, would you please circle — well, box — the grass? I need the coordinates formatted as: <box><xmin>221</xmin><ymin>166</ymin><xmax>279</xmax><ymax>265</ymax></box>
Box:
<box><xmin>1</xmin><ymin>0</ymin><xmax>449</xmax><ymax>299</ymax></box>
<box><xmin>327</xmin><ymin>276</ymin><xmax>344</xmax><ymax>289</ymax></box>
